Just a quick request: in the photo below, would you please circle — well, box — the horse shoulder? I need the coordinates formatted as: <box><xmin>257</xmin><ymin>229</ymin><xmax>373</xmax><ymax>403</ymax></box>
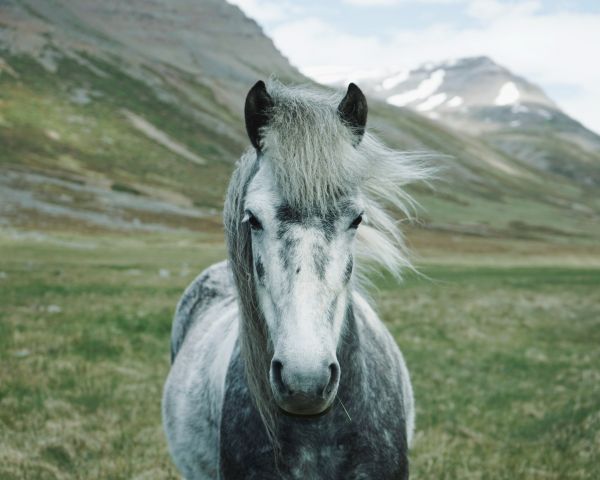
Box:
<box><xmin>352</xmin><ymin>291</ymin><xmax>415</xmax><ymax>448</ymax></box>
<box><xmin>351</xmin><ymin>292</ymin><xmax>399</xmax><ymax>353</ymax></box>
<box><xmin>163</xmin><ymin>261</ymin><xmax>239</xmax><ymax>479</ymax></box>
<box><xmin>170</xmin><ymin>260</ymin><xmax>234</xmax><ymax>363</ymax></box>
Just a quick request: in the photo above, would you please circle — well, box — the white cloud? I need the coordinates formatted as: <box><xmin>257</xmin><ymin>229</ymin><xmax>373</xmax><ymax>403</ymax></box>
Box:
<box><xmin>342</xmin><ymin>0</ymin><xmax>400</xmax><ymax>5</ymax></box>
<box><xmin>228</xmin><ymin>0</ymin><xmax>600</xmax><ymax>133</ymax></box>
<box><xmin>466</xmin><ymin>0</ymin><xmax>542</xmax><ymax>21</ymax></box>
<box><xmin>342</xmin><ymin>0</ymin><xmax>462</xmax><ymax>5</ymax></box>
<box><xmin>267</xmin><ymin>4</ymin><xmax>600</xmax><ymax>134</ymax></box>
<box><xmin>271</xmin><ymin>18</ymin><xmax>385</xmax><ymax>70</ymax></box>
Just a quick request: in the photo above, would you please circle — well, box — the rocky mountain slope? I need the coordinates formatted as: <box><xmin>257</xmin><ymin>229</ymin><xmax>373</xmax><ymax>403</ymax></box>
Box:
<box><xmin>1</xmin><ymin>0</ymin><xmax>599</xmax><ymax>242</ymax></box>
<box><xmin>0</xmin><ymin>0</ymin><xmax>303</xmax><ymax>231</ymax></box>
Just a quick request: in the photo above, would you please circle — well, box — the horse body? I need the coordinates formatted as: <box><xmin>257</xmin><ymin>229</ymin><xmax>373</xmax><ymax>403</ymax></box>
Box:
<box><xmin>163</xmin><ymin>80</ymin><xmax>430</xmax><ymax>479</ymax></box>
<box><xmin>163</xmin><ymin>261</ymin><xmax>414</xmax><ymax>479</ymax></box>
<box><xmin>163</xmin><ymin>262</ymin><xmax>236</xmax><ymax>477</ymax></box>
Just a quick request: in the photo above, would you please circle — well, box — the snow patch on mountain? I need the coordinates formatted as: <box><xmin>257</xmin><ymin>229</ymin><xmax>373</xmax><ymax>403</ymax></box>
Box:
<box><xmin>447</xmin><ymin>96</ymin><xmax>463</xmax><ymax>108</ymax></box>
<box><xmin>495</xmin><ymin>82</ymin><xmax>520</xmax><ymax>106</ymax></box>
<box><xmin>381</xmin><ymin>70</ymin><xmax>409</xmax><ymax>90</ymax></box>
<box><xmin>417</xmin><ymin>92</ymin><xmax>447</xmax><ymax>112</ymax></box>
<box><xmin>512</xmin><ymin>104</ymin><xmax>529</xmax><ymax>113</ymax></box>
<box><xmin>387</xmin><ymin>69</ymin><xmax>445</xmax><ymax>107</ymax></box>
<box><xmin>537</xmin><ymin>108</ymin><xmax>553</xmax><ymax>119</ymax></box>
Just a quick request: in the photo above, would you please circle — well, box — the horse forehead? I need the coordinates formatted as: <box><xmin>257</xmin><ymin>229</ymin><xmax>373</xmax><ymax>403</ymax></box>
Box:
<box><xmin>245</xmin><ymin>160</ymin><xmax>362</xmax><ymax>221</ymax></box>
<box><xmin>273</xmin><ymin>227</ymin><xmax>336</xmax><ymax>281</ymax></box>
<box><xmin>274</xmin><ymin>201</ymin><xmax>357</xmax><ymax>230</ymax></box>
<box><xmin>245</xmin><ymin>166</ymin><xmax>281</xmax><ymax>210</ymax></box>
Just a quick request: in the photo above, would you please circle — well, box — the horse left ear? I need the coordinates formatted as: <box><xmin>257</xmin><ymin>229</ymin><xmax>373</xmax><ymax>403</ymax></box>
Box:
<box><xmin>245</xmin><ymin>80</ymin><xmax>273</xmax><ymax>151</ymax></box>
<box><xmin>338</xmin><ymin>83</ymin><xmax>368</xmax><ymax>145</ymax></box>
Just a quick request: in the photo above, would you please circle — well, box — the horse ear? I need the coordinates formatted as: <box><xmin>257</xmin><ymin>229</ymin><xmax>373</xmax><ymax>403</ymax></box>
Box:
<box><xmin>245</xmin><ymin>80</ymin><xmax>273</xmax><ymax>150</ymax></box>
<box><xmin>338</xmin><ymin>83</ymin><xmax>368</xmax><ymax>145</ymax></box>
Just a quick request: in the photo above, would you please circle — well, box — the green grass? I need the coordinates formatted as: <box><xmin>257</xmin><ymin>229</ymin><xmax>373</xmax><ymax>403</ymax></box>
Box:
<box><xmin>378</xmin><ymin>265</ymin><xmax>600</xmax><ymax>478</ymax></box>
<box><xmin>0</xmin><ymin>233</ymin><xmax>599</xmax><ymax>479</ymax></box>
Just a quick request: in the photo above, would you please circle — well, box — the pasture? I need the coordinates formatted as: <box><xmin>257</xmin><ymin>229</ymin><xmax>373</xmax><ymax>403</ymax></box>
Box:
<box><xmin>0</xmin><ymin>231</ymin><xmax>598</xmax><ymax>479</ymax></box>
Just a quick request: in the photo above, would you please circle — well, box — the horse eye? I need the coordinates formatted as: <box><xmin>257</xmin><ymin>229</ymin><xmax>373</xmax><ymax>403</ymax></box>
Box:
<box><xmin>248</xmin><ymin>213</ymin><xmax>263</xmax><ymax>231</ymax></box>
<box><xmin>349</xmin><ymin>214</ymin><xmax>363</xmax><ymax>229</ymax></box>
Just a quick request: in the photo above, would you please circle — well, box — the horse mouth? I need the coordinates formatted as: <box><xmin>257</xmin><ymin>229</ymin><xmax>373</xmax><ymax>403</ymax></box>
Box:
<box><xmin>277</xmin><ymin>400</ymin><xmax>335</xmax><ymax>417</ymax></box>
<box><xmin>274</xmin><ymin>393</ymin><xmax>335</xmax><ymax>417</ymax></box>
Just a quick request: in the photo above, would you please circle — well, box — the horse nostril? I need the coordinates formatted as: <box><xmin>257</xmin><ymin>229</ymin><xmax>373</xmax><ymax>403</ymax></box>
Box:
<box><xmin>323</xmin><ymin>362</ymin><xmax>340</xmax><ymax>397</ymax></box>
<box><xmin>271</xmin><ymin>359</ymin><xmax>292</xmax><ymax>395</ymax></box>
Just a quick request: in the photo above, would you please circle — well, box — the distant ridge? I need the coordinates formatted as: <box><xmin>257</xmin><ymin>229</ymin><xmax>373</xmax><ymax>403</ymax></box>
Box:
<box><xmin>0</xmin><ymin>1</ymin><xmax>599</xmax><ymax>241</ymax></box>
<box><xmin>318</xmin><ymin>56</ymin><xmax>600</xmax><ymax>186</ymax></box>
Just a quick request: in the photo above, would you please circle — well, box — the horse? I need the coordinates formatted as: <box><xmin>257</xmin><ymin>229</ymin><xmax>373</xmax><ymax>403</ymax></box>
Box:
<box><xmin>162</xmin><ymin>79</ymin><xmax>431</xmax><ymax>479</ymax></box>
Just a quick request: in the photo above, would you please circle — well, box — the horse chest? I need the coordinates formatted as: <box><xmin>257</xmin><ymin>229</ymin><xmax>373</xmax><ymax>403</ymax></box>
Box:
<box><xmin>219</xmin><ymin>350</ymin><xmax>408</xmax><ymax>479</ymax></box>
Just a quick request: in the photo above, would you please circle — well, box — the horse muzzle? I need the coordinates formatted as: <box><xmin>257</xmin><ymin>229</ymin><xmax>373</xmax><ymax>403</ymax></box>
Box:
<box><xmin>269</xmin><ymin>357</ymin><xmax>340</xmax><ymax>415</ymax></box>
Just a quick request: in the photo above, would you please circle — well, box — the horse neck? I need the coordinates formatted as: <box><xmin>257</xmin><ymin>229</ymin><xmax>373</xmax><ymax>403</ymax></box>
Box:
<box><xmin>336</xmin><ymin>296</ymin><xmax>364</xmax><ymax>396</ymax></box>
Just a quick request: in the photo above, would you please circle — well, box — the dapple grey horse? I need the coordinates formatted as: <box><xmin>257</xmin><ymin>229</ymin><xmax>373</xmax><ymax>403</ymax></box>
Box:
<box><xmin>163</xmin><ymin>80</ymin><xmax>431</xmax><ymax>479</ymax></box>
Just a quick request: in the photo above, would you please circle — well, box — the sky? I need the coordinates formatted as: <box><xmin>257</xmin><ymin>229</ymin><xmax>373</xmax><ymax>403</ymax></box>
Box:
<box><xmin>226</xmin><ymin>0</ymin><xmax>600</xmax><ymax>134</ymax></box>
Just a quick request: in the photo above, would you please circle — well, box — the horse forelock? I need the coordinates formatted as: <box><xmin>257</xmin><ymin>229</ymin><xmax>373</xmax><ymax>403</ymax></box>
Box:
<box><xmin>262</xmin><ymin>80</ymin><xmax>365</xmax><ymax>212</ymax></box>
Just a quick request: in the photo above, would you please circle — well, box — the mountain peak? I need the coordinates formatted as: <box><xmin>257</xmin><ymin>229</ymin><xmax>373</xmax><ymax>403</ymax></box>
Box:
<box><xmin>417</xmin><ymin>55</ymin><xmax>498</xmax><ymax>71</ymax></box>
<box><xmin>324</xmin><ymin>55</ymin><xmax>600</xmax><ymax>186</ymax></box>
<box><xmin>369</xmin><ymin>55</ymin><xmax>555</xmax><ymax>117</ymax></box>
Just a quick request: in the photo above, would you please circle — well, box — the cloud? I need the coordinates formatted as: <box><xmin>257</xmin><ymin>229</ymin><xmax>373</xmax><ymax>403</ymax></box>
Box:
<box><xmin>272</xmin><ymin>18</ymin><xmax>385</xmax><ymax>70</ymax></box>
<box><xmin>342</xmin><ymin>0</ymin><xmax>401</xmax><ymax>5</ymax></box>
<box><xmin>466</xmin><ymin>0</ymin><xmax>542</xmax><ymax>21</ymax></box>
<box><xmin>227</xmin><ymin>0</ymin><xmax>600</xmax><ymax>133</ymax></box>
<box><xmin>342</xmin><ymin>0</ymin><xmax>462</xmax><ymax>5</ymax></box>
<box><xmin>267</xmin><ymin>3</ymin><xmax>600</xmax><ymax>134</ymax></box>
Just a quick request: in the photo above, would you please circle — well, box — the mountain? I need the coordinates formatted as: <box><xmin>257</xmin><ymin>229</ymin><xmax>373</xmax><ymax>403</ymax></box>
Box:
<box><xmin>338</xmin><ymin>56</ymin><xmax>600</xmax><ymax>186</ymax></box>
<box><xmin>1</xmin><ymin>1</ymin><xmax>599</xmax><ymax>243</ymax></box>
<box><xmin>359</xmin><ymin>57</ymin><xmax>555</xmax><ymax>119</ymax></box>
<box><xmin>0</xmin><ymin>0</ymin><xmax>303</xmax><ymax>231</ymax></box>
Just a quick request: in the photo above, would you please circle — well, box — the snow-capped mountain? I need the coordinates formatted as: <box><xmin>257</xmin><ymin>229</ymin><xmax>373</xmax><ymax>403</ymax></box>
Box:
<box><xmin>319</xmin><ymin>56</ymin><xmax>600</xmax><ymax>186</ymax></box>
<box><xmin>338</xmin><ymin>57</ymin><xmax>555</xmax><ymax>128</ymax></box>
<box><xmin>380</xmin><ymin>58</ymin><xmax>553</xmax><ymax>124</ymax></box>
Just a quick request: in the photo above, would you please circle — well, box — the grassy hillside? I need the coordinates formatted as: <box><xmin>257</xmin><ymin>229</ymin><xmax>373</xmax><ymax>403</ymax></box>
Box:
<box><xmin>2</xmin><ymin>47</ymin><xmax>599</xmax><ymax>241</ymax></box>
<box><xmin>371</xmin><ymin>104</ymin><xmax>600</xmax><ymax>243</ymax></box>
<box><xmin>0</xmin><ymin>51</ymin><xmax>235</xmax><ymax>207</ymax></box>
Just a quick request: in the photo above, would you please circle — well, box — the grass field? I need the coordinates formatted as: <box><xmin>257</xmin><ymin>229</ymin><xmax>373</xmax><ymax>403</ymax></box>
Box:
<box><xmin>0</xmin><ymin>231</ymin><xmax>599</xmax><ymax>479</ymax></box>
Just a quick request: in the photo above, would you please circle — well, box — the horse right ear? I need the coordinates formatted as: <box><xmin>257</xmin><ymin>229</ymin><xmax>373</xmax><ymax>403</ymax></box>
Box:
<box><xmin>338</xmin><ymin>83</ymin><xmax>368</xmax><ymax>145</ymax></box>
<box><xmin>245</xmin><ymin>80</ymin><xmax>273</xmax><ymax>151</ymax></box>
